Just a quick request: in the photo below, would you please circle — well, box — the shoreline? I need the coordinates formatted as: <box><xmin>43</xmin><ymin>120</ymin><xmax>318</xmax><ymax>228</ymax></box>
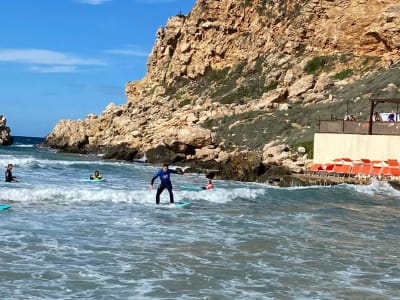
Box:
<box><xmin>291</xmin><ymin>173</ymin><xmax>400</xmax><ymax>190</ymax></box>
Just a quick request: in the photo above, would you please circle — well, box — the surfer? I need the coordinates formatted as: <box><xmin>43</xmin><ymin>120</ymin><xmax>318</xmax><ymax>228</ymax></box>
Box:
<box><xmin>150</xmin><ymin>163</ymin><xmax>183</xmax><ymax>205</ymax></box>
<box><xmin>201</xmin><ymin>179</ymin><xmax>213</xmax><ymax>190</ymax></box>
<box><xmin>90</xmin><ymin>170</ymin><xmax>102</xmax><ymax>180</ymax></box>
<box><xmin>5</xmin><ymin>163</ymin><xmax>18</xmax><ymax>182</ymax></box>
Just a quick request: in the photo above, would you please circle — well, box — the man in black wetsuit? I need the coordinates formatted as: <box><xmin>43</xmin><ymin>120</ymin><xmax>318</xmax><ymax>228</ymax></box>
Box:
<box><xmin>150</xmin><ymin>163</ymin><xmax>183</xmax><ymax>205</ymax></box>
<box><xmin>5</xmin><ymin>163</ymin><xmax>17</xmax><ymax>182</ymax></box>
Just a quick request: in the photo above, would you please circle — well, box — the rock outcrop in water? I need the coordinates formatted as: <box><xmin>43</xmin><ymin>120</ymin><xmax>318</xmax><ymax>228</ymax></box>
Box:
<box><xmin>44</xmin><ymin>0</ymin><xmax>400</xmax><ymax>185</ymax></box>
<box><xmin>0</xmin><ymin>115</ymin><xmax>13</xmax><ymax>146</ymax></box>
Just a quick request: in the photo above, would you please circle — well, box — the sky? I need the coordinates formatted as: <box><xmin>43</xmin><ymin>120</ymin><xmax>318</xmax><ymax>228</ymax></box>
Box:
<box><xmin>0</xmin><ymin>0</ymin><xmax>196</xmax><ymax>137</ymax></box>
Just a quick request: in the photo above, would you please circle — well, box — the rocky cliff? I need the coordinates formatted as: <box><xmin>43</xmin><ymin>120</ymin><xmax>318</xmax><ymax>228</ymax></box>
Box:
<box><xmin>0</xmin><ymin>115</ymin><xmax>13</xmax><ymax>146</ymax></box>
<box><xmin>45</xmin><ymin>0</ymin><xmax>400</xmax><ymax>185</ymax></box>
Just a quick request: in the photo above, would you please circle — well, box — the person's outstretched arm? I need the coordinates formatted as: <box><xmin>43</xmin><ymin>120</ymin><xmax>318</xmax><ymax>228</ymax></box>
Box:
<box><xmin>150</xmin><ymin>173</ymin><xmax>158</xmax><ymax>189</ymax></box>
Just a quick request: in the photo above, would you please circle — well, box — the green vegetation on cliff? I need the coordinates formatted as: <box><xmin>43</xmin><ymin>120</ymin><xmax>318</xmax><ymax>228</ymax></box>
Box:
<box><xmin>200</xmin><ymin>63</ymin><xmax>400</xmax><ymax>158</ymax></box>
<box><xmin>162</xmin><ymin>51</ymin><xmax>400</xmax><ymax>162</ymax></box>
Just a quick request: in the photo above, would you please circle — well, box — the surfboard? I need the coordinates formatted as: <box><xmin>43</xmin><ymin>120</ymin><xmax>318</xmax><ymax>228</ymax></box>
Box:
<box><xmin>180</xmin><ymin>185</ymin><xmax>203</xmax><ymax>191</ymax></box>
<box><xmin>82</xmin><ymin>178</ymin><xmax>106</xmax><ymax>182</ymax></box>
<box><xmin>175</xmin><ymin>201</ymin><xmax>192</xmax><ymax>208</ymax></box>
<box><xmin>0</xmin><ymin>204</ymin><xmax>11</xmax><ymax>210</ymax></box>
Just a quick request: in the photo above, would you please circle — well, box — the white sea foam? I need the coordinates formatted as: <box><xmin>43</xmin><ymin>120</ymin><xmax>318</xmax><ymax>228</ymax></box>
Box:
<box><xmin>178</xmin><ymin>186</ymin><xmax>266</xmax><ymax>204</ymax></box>
<box><xmin>0</xmin><ymin>186</ymin><xmax>154</xmax><ymax>205</ymax></box>
<box><xmin>352</xmin><ymin>178</ymin><xmax>400</xmax><ymax>198</ymax></box>
<box><xmin>13</xmin><ymin>144</ymin><xmax>35</xmax><ymax>148</ymax></box>
<box><xmin>0</xmin><ymin>154</ymin><xmax>37</xmax><ymax>167</ymax></box>
<box><xmin>2</xmin><ymin>141</ymin><xmax>400</xmax><ymax>299</ymax></box>
<box><xmin>0</xmin><ymin>154</ymin><xmax>140</xmax><ymax>169</ymax></box>
<box><xmin>0</xmin><ymin>184</ymin><xmax>257</xmax><ymax>206</ymax></box>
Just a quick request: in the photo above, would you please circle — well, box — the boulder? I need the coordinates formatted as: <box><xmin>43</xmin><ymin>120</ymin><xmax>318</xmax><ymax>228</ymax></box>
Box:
<box><xmin>162</xmin><ymin>126</ymin><xmax>212</xmax><ymax>148</ymax></box>
<box><xmin>146</xmin><ymin>144</ymin><xmax>183</xmax><ymax>164</ymax></box>
<box><xmin>257</xmin><ymin>166</ymin><xmax>292</xmax><ymax>186</ymax></box>
<box><xmin>44</xmin><ymin>120</ymin><xmax>88</xmax><ymax>152</ymax></box>
<box><xmin>0</xmin><ymin>115</ymin><xmax>13</xmax><ymax>146</ymax></box>
<box><xmin>288</xmin><ymin>75</ymin><xmax>315</xmax><ymax>98</ymax></box>
<box><xmin>218</xmin><ymin>151</ymin><xmax>265</xmax><ymax>182</ymax></box>
<box><xmin>102</xmin><ymin>143</ymin><xmax>139</xmax><ymax>161</ymax></box>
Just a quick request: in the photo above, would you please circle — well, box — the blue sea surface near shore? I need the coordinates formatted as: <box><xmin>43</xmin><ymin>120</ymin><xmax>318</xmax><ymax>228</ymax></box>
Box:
<box><xmin>1</xmin><ymin>136</ymin><xmax>400</xmax><ymax>299</ymax></box>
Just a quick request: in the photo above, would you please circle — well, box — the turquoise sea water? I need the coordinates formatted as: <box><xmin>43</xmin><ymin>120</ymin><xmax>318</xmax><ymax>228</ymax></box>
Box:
<box><xmin>1</xmin><ymin>137</ymin><xmax>400</xmax><ymax>299</ymax></box>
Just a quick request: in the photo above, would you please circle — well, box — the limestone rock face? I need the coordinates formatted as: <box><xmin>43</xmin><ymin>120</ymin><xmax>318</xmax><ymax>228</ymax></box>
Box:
<box><xmin>45</xmin><ymin>0</ymin><xmax>400</xmax><ymax>178</ymax></box>
<box><xmin>141</xmin><ymin>0</ymin><xmax>400</xmax><ymax>88</ymax></box>
<box><xmin>45</xmin><ymin>119</ymin><xmax>88</xmax><ymax>152</ymax></box>
<box><xmin>0</xmin><ymin>115</ymin><xmax>13</xmax><ymax>146</ymax></box>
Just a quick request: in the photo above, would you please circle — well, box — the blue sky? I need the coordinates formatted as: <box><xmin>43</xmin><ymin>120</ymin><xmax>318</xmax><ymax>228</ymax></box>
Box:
<box><xmin>0</xmin><ymin>0</ymin><xmax>195</xmax><ymax>137</ymax></box>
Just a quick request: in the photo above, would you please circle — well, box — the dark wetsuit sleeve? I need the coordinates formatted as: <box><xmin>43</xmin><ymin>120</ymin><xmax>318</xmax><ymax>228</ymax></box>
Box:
<box><xmin>150</xmin><ymin>172</ymin><xmax>159</xmax><ymax>185</ymax></box>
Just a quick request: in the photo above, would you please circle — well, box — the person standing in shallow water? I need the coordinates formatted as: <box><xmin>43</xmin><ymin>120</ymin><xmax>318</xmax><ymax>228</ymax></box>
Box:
<box><xmin>5</xmin><ymin>163</ymin><xmax>17</xmax><ymax>182</ymax></box>
<box><xmin>150</xmin><ymin>163</ymin><xmax>183</xmax><ymax>205</ymax></box>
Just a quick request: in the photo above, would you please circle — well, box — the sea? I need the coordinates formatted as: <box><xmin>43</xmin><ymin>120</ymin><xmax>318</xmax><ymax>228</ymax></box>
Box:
<box><xmin>1</xmin><ymin>136</ymin><xmax>400</xmax><ymax>299</ymax></box>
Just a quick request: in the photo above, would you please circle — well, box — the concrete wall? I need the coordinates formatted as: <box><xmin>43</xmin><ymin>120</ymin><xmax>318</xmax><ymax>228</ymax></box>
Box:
<box><xmin>313</xmin><ymin>133</ymin><xmax>400</xmax><ymax>163</ymax></box>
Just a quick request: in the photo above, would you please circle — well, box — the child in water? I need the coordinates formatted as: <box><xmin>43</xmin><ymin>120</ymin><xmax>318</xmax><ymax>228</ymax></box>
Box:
<box><xmin>5</xmin><ymin>163</ymin><xmax>18</xmax><ymax>182</ymax></box>
<box><xmin>90</xmin><ymin>170</ymin><xmax>102</xmax><ymax>180</ymax></box>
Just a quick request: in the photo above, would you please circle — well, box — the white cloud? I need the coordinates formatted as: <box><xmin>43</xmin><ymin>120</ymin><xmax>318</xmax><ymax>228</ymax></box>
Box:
<box><xmin>29</xmin><ymin>65</ymin><xmax>78</xmax><ymax>73</ymax></box>
<box><xmin>105</xmin><ymin>48</ymin><xmax>149</xmax><ymax>57</ymax></box>
<box><xmin>135</xmin><ymin>0</ymin><xmax>178</xmax><ymax>3</ymax></box>
<box><xmin>0</xmin><ymin>48</ymin><xmax>106</xmax><ymax>73</ymax></box>
<box><xmin>76</xmin><ymin>0</ymin><xmax>111</xmax><ymax>5</ymax></box>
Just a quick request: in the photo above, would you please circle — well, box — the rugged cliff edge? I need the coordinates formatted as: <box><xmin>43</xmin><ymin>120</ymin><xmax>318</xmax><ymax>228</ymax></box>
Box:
<box><xmin>0</xmin><ymin>115</ymin><xmax>13</xmax><ymax>146</ymax></box>
<box><xmin>44</xmin><ymin>0</ymin><xmax>400</xmax><ymax>185</ymax></box>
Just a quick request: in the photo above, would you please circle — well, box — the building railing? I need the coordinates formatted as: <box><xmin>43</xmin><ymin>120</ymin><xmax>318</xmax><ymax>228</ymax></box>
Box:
<box><xmin>319</xmin><ymin>120</ymin><xmax>400</xmax><ymax>135</ymax></box>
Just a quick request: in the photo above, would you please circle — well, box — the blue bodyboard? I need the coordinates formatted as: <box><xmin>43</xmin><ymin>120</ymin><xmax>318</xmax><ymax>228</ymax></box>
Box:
<box><xmin>82</xmin><ymin>178</ymin><xmax>106</xmax><ymax>182</ymax></box>
<box><xmin>175</xmin><ymin>201</ymin><xmax>192</xmax><ymax>208</ymax></box>
<box><xmin>0</xmin><ymin>204</ymin><xmax>11</xmax><ymax>210</ymax></box>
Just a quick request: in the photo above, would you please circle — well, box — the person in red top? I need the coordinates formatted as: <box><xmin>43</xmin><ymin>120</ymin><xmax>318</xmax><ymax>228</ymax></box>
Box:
<box><xmin>202</xmin><ymin>179</ymin><xmax>213</xmax><ymax>190</ymax></box>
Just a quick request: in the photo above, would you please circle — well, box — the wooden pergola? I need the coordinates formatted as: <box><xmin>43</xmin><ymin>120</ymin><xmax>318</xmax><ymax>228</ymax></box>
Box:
<box><xmin>368</xmin><ymin>98</ymin><xmax>400</xmax><ymax>134</ymax></box>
